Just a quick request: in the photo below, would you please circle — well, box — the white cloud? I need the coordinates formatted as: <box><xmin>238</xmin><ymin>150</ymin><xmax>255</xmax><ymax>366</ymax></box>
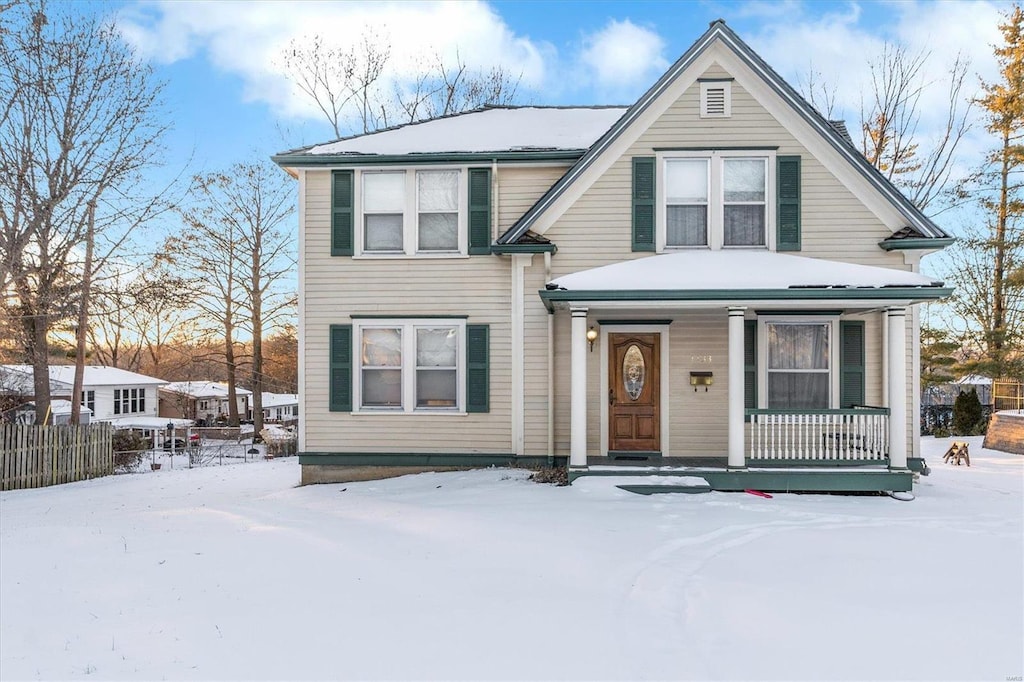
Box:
<box><xmin>115</xmin><ymin>0</ymin><xmax>551</xmax><ymax>123</ymax></box>
<box><xmin>579</xmin><ymin>19</ymin><xmax>668</xmax><ymax>92</ymax></box>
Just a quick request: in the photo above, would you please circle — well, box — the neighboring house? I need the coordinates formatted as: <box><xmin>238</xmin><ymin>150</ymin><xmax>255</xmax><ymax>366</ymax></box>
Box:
<box><xmin>273</xmin><ymin>21</ymin><xmax>952</xmax><ymax>492</ymax></box>
<box><xmin>2</xmin><ymin>400</ymin><xmax>92</xmax><ymax>425</ymax></box>
<box><xmin>0</xmin><ymin>365</ymin><xmax>166</xmax><ymax>425</ymax></box>
<box><xmin>159</xmin><ymin>382</ymin><xmax>252</xmax><ymax>424</ymax></box>
<box><xmin>253</xmin><ymin>393</ymin><xmax>299</xmax><ymax>424</ymax></box>
<box><xmin>923</xmin><ymin>374</ymin><xmax>993</xmax><ymax>407</ymax></box>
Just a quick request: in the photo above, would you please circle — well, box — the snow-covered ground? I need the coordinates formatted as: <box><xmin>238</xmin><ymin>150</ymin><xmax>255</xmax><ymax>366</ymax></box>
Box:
<box><xmin>1</xmin><ymin>437</ymin><xmax>1021</xmax><ymax>681</ymax></box>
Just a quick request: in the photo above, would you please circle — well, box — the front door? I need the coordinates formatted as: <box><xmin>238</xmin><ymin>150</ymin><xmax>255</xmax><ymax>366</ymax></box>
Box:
<box><xmin>608</xmin><ymin>333</ymin><xmax>661</xmax><ymax>453</ymax></box>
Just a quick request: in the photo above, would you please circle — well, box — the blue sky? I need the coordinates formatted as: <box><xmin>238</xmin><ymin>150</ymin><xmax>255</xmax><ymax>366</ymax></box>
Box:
<box><xmin>97</xmin><ymin>0</ymin><xmax>1011</xmax><ymax>181</ymax></box>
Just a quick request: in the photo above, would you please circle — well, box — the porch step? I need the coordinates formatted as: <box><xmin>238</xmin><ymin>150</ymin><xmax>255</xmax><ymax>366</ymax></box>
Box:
<box><xmin>572</xmin><ymin>465</ymin><xmax>913</xmax><ymax>493</ymax></box>
<box><xmin>617</xmin><ymin>483</ymin><xmax>712</xmax><ymax>495</ymax></box>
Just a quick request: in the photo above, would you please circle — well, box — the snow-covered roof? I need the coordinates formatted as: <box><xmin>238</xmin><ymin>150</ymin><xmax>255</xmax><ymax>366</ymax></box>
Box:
<box><xmin>0</xmin><ymin>366</ymin><xmax>70</xmax><ymax>395</ymax></box>
<box><xmin>300</xmin><ymin>106</ymin><xmax>628</xmax><ymax>157</ymax></box>
<box><xmin>547</xmin><ymin>251</ymin><xmax>943</xmax><ymax>292</ymax></box>
<box><xmin>0</xmin><ymin>365</ymin><xmax>167</xmax><ymax>389</ymax></box>
<box><xmin>109</xmin><ymin>416</ymin><xmax>193</xmax><ymax>430</ymax></box>
<box><xmin>261</xmin><ymin>393</ymin><xmax>298</xmax><ymax>408</ymax></box>
<box><xmin>161</xmin><ymin>381</ymin><xmax>253</xmax><ymax>398</ymax></box>
<box><xmin>955</xmin><ymin>375</ymin><xmax>992</xmax><ymax>386</ymax></box>
<box><xmin>8</xmin><ymin>400</ymin><xmax>91</xmax><ymax>416</ymax></box>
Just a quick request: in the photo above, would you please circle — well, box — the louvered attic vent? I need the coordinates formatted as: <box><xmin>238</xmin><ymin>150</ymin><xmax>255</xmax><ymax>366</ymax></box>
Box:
<box><xmin>700</xmin><ymin>80</ymin><xmax>732</xmax><ymax>118</ymax></box>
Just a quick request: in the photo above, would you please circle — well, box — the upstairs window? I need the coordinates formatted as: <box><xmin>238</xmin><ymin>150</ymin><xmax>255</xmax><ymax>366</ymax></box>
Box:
<box><xmin>659</xmin><ymin>152</ymin><xmax>773</xmax><ymax>250</ymax></box>
<box><xmin>359</xmin><ymin>169</ymin><xmax>464</xmax><ymax>256</ymax></box>
<box><xmin>113</xmin><ymin>388</ymin><xmax>145</xmax><ymax>415</ymax></box>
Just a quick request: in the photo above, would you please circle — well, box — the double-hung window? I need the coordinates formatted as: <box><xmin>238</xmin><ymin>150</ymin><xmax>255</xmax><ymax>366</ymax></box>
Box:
<box><xmin>763</xmin><ymin>321</ymin><xmax>833</xmax><ymax>409</ymax></box>
<box><xmin>356</xmin><ymin>319</ymin><xmax>464</xmax><ymax>412</ymax></box>
<box><xmin>360</xmin><ymin>169</ymin><xmax>463</xmax><ymax>256</ymax></box>
<box><xmin>113</xmin><ymin>388</ymin><xmax>145</xmax><ymax>415</ymax></box>
<box><xmin>80</xmin><ymin>390</ymin><xmax>95</xmax><ymax>413</ymax></box>
<box><xmin>660</xmin><ymin>152</ymin><xmax>773</xmax><ymax>250</ymax></box>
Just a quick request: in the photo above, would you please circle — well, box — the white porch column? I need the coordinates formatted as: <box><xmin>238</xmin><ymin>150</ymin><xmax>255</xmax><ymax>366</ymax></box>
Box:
<box><xmin>887</xmin><ymin>307</ymin><xmax>908</xmax><ymax>470</ymax></box>
<box><xmin>728</xmin><ymin>307</ymin><xmax>746</xmax><ymax>469</ymax></box>
<box><xmin>570</xmin><ymin>307</ymin><xmax>589</xmax><ymax>468</ymax></box>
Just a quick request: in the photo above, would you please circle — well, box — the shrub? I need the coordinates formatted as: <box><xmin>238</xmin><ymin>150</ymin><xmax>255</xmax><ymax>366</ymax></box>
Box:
<box><xmin>530</xmin><ymin>466</ymin><xmax>569</xmax><ymax>486</ymax></box>
<box><xmin>952</xmin><ymin>389</ymin><xmax>984</xmax><ymax>435</ymax></box>
<box><xmin>112</xmin><ymin>431</ymin><xmax>149</xmax><ymax>473</ymax></box>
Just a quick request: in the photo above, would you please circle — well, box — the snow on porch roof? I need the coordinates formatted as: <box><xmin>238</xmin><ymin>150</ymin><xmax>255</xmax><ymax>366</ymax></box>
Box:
<box><xmin>299</xmin><ymin>106</ymin><xmax>628</xmax><ymax>157</ymax></box>
<box><xmin>545</xmin><ymin>251</ymin><xmax>944</xmax><ymax>294</ymax></box>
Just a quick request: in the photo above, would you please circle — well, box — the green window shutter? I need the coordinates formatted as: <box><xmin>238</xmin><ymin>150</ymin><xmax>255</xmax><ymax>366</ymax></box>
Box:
<box><xmin>331</xmin><ymin>170</ymin><xmax>354</xmax><ymax>256</ymax></box>
<box><xmin>776</xmin><ymin>156</ymin><xmax>801</xmax><ymax>251</ymax></box>
<box><xmin>744</xmin><ymin>320</ymin><xmax>757</xmax><ymax>410</ymax></box>
<box><xmin>329</xmin><ymin>325</ymin><xmax>352</xmax><ymax>412</ymax></box>
<box><xmin>839</xmin><ymin>321</ymin><xmax>865</xmax><ymax>408</ymax></box>
<box><xmin>468</xmin><ymin>168</ymin><xmax>491</xmax><ymax>255</ymax></box>
<box><xmin>632</xmin><ymin>157</ymin><xmax>656</xmax><ymax>252</ymax></box>
<box><xmin>466</xmin><ymin>324</ymin><xmax>489</xmax><ymax>412</ymax></box>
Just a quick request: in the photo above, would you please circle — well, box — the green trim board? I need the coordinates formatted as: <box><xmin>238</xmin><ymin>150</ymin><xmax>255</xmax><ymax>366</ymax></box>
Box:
<box><xmin>597</xmin><ymin>319</ymin><xmax>674</xmax><ymax>325</ymax></box>
<box><xmin>273</xmin><ymin>151</ymin><xmax>585</xmax><ymax>167</ymax></box>
<box><xmin>299</xmin><ymin>452</ymin><xmax>568</xmax><ymax>467</ymax></box>
<box><xmin>878</xmin><ymin>237</ymin><xmax>955</xmax><ymax>251</ymax></box>
<box><xmin>350</xmin><ymin>314</ymin><xmax>470</xmax><ymax>319</ymax></box>
<box><xmin>653</xmin><ymin>146</ymin><xmax>779</xmax><ymax>151</ymax></box>
<box><xmin>539</xmin><ymin>287</ymin><xmax>954</xmax><ymax>311</ymax></box>
<box><xmin>746</xmin><ymin>407</ymin><xmax>889</xmax><ymax>415</ymax></box>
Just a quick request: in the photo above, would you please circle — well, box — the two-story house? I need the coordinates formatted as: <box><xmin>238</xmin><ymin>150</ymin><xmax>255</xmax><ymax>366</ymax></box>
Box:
<box><xmin>0</xmin><ymin>365</ymin><xmax>167</xmax><ymax>425</ymax></box>
<box><xmin>159</xmin><ymin>381</ymin><xmax>252</xmax><ymax>425</ymax></box>
<box><xmin>274</xmin><ymin>21</ymin><xmax>952</xmax><ymax>492</ymax></box>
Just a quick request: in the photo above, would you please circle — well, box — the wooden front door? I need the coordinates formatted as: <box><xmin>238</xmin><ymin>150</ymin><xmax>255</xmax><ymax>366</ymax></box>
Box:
<box><xmin>608</xmin><ymin>333</ymin><xmax>661</xmax><ymax>453</ymax></box>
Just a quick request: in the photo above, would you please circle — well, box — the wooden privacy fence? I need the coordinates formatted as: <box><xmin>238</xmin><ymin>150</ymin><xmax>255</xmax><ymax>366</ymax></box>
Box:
<box><xmin>1</xmin><ymin>423</ymin><xmax>114</xmax><ymax>491</ymax></box>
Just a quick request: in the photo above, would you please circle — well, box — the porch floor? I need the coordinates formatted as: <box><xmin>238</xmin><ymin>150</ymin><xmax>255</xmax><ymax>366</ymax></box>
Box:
<box><xmin>573</xmin><ymin>456</ymin><xmax>917</xmax><ymax>493</ymax></box>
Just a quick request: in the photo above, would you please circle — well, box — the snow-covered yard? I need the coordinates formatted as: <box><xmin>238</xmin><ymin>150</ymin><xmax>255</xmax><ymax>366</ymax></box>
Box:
<box><xmin>1</xmin><ymin>437</ymin><xmax>1021</xmax><ymax>681</ymax></box>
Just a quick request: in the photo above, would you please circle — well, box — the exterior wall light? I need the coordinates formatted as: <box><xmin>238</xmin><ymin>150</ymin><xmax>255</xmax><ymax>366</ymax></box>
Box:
<box><xmin>587</xmin><ymin>326</ymin><xmax>598</xmax><ymax>352</ymax></box>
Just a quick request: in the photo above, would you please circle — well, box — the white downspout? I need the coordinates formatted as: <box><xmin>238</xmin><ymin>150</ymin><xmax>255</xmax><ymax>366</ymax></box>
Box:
<box><xmin>545</xmin><ymin>251</ymin><xmax>554</xmax><ymax>465</ymax></box>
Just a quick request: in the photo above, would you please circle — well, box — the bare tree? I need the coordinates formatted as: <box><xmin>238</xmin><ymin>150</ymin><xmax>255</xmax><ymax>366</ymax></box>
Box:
<box><xmin>283</xmin><ymin>30</ymin><xmax>522</xmax><ymax>137</ymax></box>
<box><xmin>859</xmin><ymin>44</ymin><xmax>972</xmax><ymax>212</ymax></box>
<box><xmin>0</xmin><ymin>1</ymin><xmax>169</xmax><ymax>423</ymax></box>
<box><xmin>176</xmin><ymin>160</ymin><xmax>296</xmax><ymax>431</ymax></box>
<box><xmin>798</xmin><ymin>46</ymin><xmax>972</xmax><ymax>213</ymax></box>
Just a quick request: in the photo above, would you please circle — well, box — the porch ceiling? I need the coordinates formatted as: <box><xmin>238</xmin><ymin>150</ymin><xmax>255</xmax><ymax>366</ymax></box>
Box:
<box><xmin>541</xmin><ymin>251</ymin><xmax>951</xmax><ymax>310</ymax></box>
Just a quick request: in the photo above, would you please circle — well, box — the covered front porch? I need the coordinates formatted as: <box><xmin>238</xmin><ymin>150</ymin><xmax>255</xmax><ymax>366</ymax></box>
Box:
<box><xmin>540</xmin><ymin>251</ymin><xmax>950</xmax><ymax>492</ymax></box>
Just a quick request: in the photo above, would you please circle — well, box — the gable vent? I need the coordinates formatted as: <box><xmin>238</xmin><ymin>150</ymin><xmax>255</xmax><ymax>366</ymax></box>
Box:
<box><xmin>700</xmin><ymin>80</ymin><xmax>732</xmax><ymax>118</ymax></box>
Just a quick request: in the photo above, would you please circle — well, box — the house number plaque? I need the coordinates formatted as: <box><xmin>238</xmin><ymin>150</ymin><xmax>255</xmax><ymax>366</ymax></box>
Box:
<box><xmin>691</xmin><ymin>355</ymin><xmax>713</xmax><ymax>364</ymax></box>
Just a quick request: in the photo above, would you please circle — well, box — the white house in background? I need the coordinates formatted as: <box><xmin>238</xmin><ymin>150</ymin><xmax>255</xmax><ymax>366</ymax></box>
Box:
<box><xmin>274</xmin><ymin>20</ymin><xmax>953</xmax><ymax>492</ymax></box>
<box><xmin>254</xmin><ymin>393</ymin><xmax>299</xmax><ymax>423</ymax></box>
<box><xmin>0</xmin><ymin>365</ymin><xmax>167</xmax><ymax>425</ymax></box>
<box><xmin>2</xmin><ymin>400</ymin><xmax>92</xmax><ymax>425</ymax></box>
<box><xmin>159</xmin><ymin>381</ymin><xmax>252</xmax><ymax>424</ymax></box>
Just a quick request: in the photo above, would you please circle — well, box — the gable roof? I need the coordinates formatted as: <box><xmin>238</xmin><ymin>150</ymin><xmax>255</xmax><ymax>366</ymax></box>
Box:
<box><xmin>162</xmin><ymin>381</ymin><xmax>253</xmax><ymax>399</ymax></box>
<box><xmin>0</xmin><ymin>365</ymin><xmax>168</xmax><ymax>390</ymax></box>
<box><xmin>497</xmin><ymin>20</ymin><xmax>950</xmax><ymax>245</ymax></box>
<box><xmin>272</xmin><ymin>106</ymin><xmax>628</xmax><ymax>165</ymax></box>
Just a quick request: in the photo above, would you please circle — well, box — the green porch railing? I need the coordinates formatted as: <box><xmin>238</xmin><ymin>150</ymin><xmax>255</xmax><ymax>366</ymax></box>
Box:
<box><xmin>746</xmin><ymin>407</ymin><xmax>890</xmax><ymax>462</ymax></box>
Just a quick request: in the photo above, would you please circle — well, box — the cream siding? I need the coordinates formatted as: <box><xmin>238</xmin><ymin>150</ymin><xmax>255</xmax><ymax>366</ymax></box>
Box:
<box><xmin>303</xmin><ymin>169</ymin><xmax>514</xmax><ymax>454</ymax></box>
<box><xmin>496</xmin><ymin>166</ymin><xmax>570</xmax><ymax>235</ymax></box>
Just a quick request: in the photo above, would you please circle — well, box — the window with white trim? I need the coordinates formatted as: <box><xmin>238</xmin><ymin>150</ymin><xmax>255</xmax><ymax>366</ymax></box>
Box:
<box><xmin>355</xmin><ymin>319</ymin><xmax>465</xmax><ymax>412</ymax></box>
<box><xmin>113</xmin><ymin>388</ymin><xmax>146</xmax><ymax>415</ymax></box>
<box><xmin>80</xmin><ymin>390</ymin><xmax>95</xmax><ymax>413</ymax></box>
<box><xmin>659</xmin><ymin>151</ymin><xmax>773</xmax><ymax>250</ymax></box>
<box><xmin>763</xmin><ymin>321</ymin><xmax>833</xmax><ymax>409</ymax></box>
<box><xmin>360</xmin><ymin>169</ymin><xmax>464</xmax><ymax>256</ymax></box>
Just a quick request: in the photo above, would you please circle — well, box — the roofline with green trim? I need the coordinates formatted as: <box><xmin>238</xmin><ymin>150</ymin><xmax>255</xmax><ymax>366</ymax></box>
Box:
<box><xmin>272</xmin><ymin>150</ymin><xmax>586</xmax><ymax>167</ymax></box>
<box><xmin>538</xmin><ymin>286</ymin><xmax>954</xmax><ymax>311</ymax></box>
<box><xmin>878</xmin><ymin>237</ymin><xmax>955</xmax><ymax>251</ymax></box>
<box><xmin>497</xmin><ymin>21</ymin><xmax>951</xmax><ymax>245</ymax></box>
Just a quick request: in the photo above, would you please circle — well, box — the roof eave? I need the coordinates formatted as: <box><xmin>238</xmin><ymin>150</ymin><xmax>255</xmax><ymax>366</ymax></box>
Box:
<box><xmin>878</xmin><ymin>237</ymin><xmax>955</xmax><ymax>252</ymax></box>
<box><xmin>538</xmin><ymin>286</ymin><xmax>954</xmax><ymax>312</ymax></box>
<box><xmin>271</xmin><ymin>150</ymin><xmax>586</xmax><ymax>168</ymax></box>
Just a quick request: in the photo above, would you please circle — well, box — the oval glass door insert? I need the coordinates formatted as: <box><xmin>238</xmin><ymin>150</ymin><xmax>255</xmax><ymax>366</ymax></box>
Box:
<box><xmin>623</xmin><ymin>344</ymin><xmax>645</xmax><ymax>400</ymax></box>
